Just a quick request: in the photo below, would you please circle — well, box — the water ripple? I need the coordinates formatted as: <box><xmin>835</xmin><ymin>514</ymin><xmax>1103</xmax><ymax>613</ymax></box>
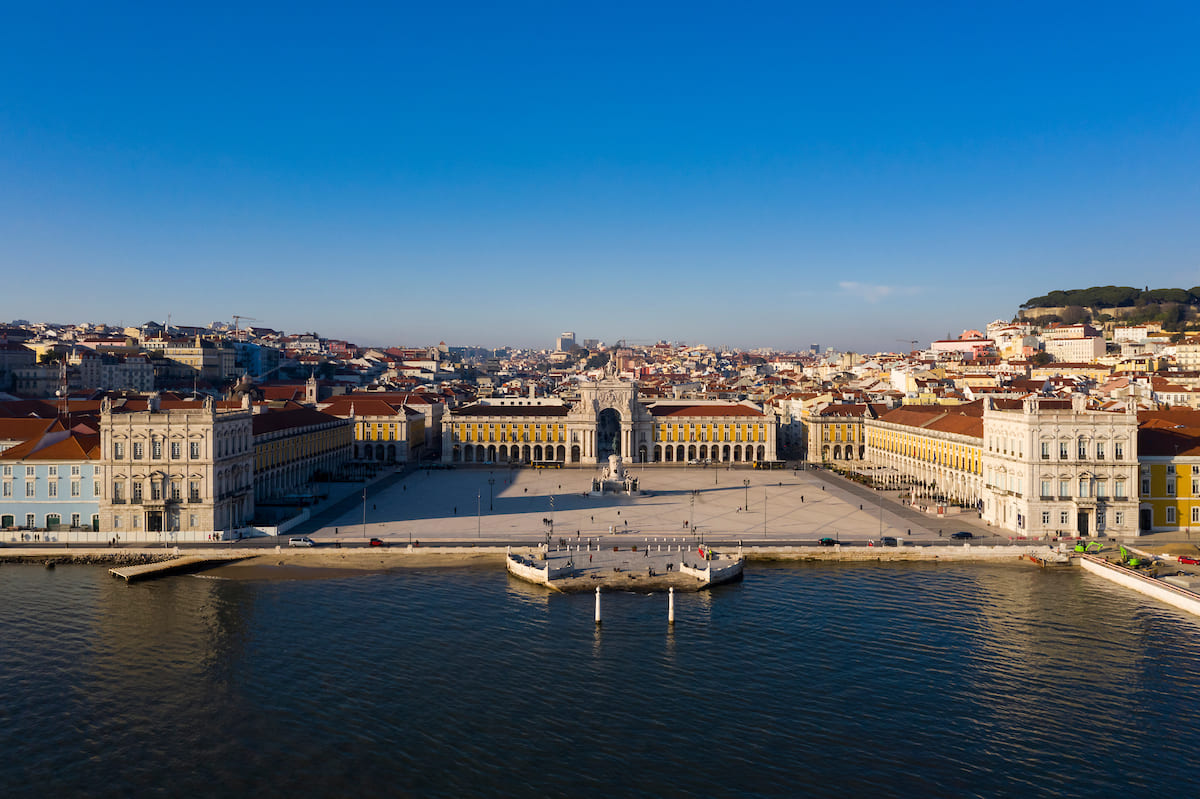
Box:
<box><xmin>2</xmin><ymin>562</ymin><xmax>1199</xmax><ymax>797</ymax></box>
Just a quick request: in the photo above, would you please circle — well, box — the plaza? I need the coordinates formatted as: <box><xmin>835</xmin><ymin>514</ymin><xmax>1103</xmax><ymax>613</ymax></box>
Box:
<box><xmin>304</xmin><ymin>463</ymin><xmax>1002</xmax><ymax>547</ymax></box>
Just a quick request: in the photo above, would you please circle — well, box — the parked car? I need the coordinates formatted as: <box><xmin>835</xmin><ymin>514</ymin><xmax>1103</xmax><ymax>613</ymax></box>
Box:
<box><xmin>880</xmin><ymin>536</ymin><xmax>898</xmax><ymax>547</ymax></box>
<box><xmin>951</xmin><ymin>531</ymin><xmax>974</xmax><ymax>540</ymax></box>
<box><xmin>818</xmin><ymin>537</ymin><xmax>839</xmax><ymax>546</ymax></box>
<box><xmin>1178</xmin><ymin>555</ymin><xmax>1199</xmax><ymax>565</ymax></box>
<box><xmin>288</xmin><ymin>536</ymin><xmax>315</xmax><ymax>547</ymax></box>
<box><xmin>369</xmin><ymin>537</ymin><xmax>385</xmax><ymax>547</ymax></box>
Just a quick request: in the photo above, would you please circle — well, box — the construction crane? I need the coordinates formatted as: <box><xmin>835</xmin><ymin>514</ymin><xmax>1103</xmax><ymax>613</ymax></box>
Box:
<box><xmin>896</xmin><ymin>338</ymin><xmax>920</xmax><ymax>352</ymax></box>
<box><xmin>232</xmin><ymin>315</ymin><xmax>258</xmax><ymax>335</ymax></box>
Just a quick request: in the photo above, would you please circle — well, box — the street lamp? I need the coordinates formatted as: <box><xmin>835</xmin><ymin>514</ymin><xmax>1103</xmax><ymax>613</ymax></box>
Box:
<box><xmin>362</xmin><ymin>480</ymin><xmax>367</xmax><ymax>541</ymax></box>
<box><xmin>488</xmin><ymin>477</ymin><xmax>495</xmax><ymax>511</ymax></box>
<box><xmin>743</xmin><ymin>478</ymin><xmax>750</xmax><ymax>511</ymax></box>
<box><xmin>476</xmin><ymin>491</ymin><xmax>481</xmax><ymax>538</ymax></box>
<box><xmin>763</xmin><ymin>488</ymin><xmax>767</xmax><ymax>539</ymax></box>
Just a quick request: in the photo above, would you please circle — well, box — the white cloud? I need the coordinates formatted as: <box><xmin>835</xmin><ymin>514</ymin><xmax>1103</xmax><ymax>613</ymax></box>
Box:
<box><xmin>838</xmin><ymin>282</ymin><xmax>921</xmax><ymax>303</ymax></box>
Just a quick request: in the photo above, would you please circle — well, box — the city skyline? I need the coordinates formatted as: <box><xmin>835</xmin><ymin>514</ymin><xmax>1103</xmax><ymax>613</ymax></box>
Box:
<box><xmin>2</xmin><ymin>2</ymin><xmax>1198</xmax><ymax>351</ymax></box>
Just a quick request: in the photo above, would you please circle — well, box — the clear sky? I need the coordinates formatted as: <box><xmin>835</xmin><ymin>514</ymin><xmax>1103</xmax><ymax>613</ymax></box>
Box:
<box><xmin>2</xmin><ymin>1</ymin><xmax>1198</xmax><ymax>352</ymax></box>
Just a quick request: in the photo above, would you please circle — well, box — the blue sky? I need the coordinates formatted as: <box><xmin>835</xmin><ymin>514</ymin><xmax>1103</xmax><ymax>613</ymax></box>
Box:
<box><xmin>2</xmin><ymin>1</ymin><xmax>1198</xmax><ymax>352</ymax></box>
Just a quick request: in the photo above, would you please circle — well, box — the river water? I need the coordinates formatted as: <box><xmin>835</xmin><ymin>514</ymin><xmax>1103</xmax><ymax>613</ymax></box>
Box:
<box><xmin>1</xmin><ymin>561</ymin><xmax>1197</xmax><ymax>798</ymax></box>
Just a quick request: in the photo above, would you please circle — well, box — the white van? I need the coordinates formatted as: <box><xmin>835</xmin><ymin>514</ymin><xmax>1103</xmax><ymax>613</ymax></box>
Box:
<box><xmin>288</xmin><ymin>536</ymin><xmax>316</xmax><ymax>547</ymax></box>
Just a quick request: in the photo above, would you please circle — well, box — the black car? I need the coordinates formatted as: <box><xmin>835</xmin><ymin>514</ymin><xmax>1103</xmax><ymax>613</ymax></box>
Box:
<box><xmin>950</xmin><ymin>531</ymin><xmax>973</xmax><ymax>540</ymax></box>
<box><xmin>817</xmin><ymin>537</ymin><xmax>839</xmax><ymax>546</ymax></box>
<box><xmin>880</xmin><ymin>536</ymin><xmax>897</xmax><ymax>547</ymax></box>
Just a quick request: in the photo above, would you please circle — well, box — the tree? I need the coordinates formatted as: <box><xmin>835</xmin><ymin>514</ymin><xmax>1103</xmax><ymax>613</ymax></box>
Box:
<box><xmin>1031</xmin><ymin>351</ymin><xmax>1053</xmax><ymax>366</ymax></box>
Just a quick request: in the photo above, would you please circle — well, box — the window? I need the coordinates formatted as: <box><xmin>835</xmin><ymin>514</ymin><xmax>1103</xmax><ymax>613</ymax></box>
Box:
<box><xmin>114</xmin><ymin>442</ymin><xmax>124</xmax><ymax>459</ymax></box>
<box><xmin>70</xmin><ymin>481</ymin><xmax>80</xmax><ymax>497</ymax></box>
<box><xmin>171</xmin><ymin>442</ymin><xmax>181</xmax><ymax>459</ymax></box>
<box><xmin>1096</xmin><ymin>442</ymin><xmax>1105</xmax><ymax>460</ymax></box>
<box><xmin>1142</xmin><ymin>477</ymin><xmax>1151</xmax><ymax>495</ymax></box>
<box><xmin>190</xmin><ymin>442</ymin><xmax>200</xmax><ymax>459</ymax></box>
<box><xmin>1115</xmin><ymin>442</ymin><xmax>1124</xmax><ymax>460</ymax></box>
<box><xmin>1115</xmin><ymin>479</ymin><xmax>1126</xmax><ymax>499</ymax></box>
<box><xmin>1060</xmin><ymin>511</ymin><xmax>1069</xmax><ymax>525</ymax></box>
<box><xmin>93</xmin><ymin>479</ymin><xmax>101</xmax><ymax>497</ymax></box>
<box><xmin>1059</xmin><ymin>479</ymin><xmax>1070</xmax><ymax>497</ymax></box>
<box><xmin>1</xmin><ymin>465</ymin><xmax>9</xmax><ymax>476</ymax></box>
<box><xmin>113</xmin><ymin>516</ymin><xmax>121</xmax><ymax>529</ymax></box>
<box><xmin>1041</xmin><ymin>442</ymin><xmax>1050</xmax><ymax>459</ymax></box>
<box><xmin>1078</xmin><ymin>438</ymin><xmax>1087</xmax><ymax>459</ymax></box>
<box><xmin>26</xmin><ymin>482</ymin><xmax>35</xmax><ymax>498</ymax></box>
<box><xmin>113</xmin><ymin>482</ymin><xmax>123</xmax><ymax>501</ymax></box>
<box><xmin>48</xmin><ymin>481</ymin><xmax>57</xmax><ymax>498</ymax></box>
<box><xmin>1079</xmin><ymin>478</ymin><xmax>1090</xmax><ymax>498</ymax></box>
<box><xmin>48</xmin><ymin>465</ymin><xmax>57</xmax><ymax>477</ymax></box>
<box><xmin>171</xmin><ymin>481</ymin><xmax>181</xmax><ymax>501</ymax></box>
<box><xmin>189</xmin><ymin>481</ymin><xmax>200</xmax><ymax>502</ymax></box>
<box><xmin>1042</xmin><ymin>511</ymin><xmax>1051</xmax><ymax>524</ymax></box>
<box><xmin>1040</xmin><ymin>479</ymin><xmax>1051</xmax><ymax>498</ymax></box>
<box><xmin>1096</xmin><ymin>481</ymin><xmax>1107</xmax><ymax>499</ymax></box>
<box><xmin>25</xmin><ymin>513</ymin><xmax>35</xmax><ymax>528</ymax></box>
<box><xmin>189</xmin><ymin>514</ymin><xmax>197</xmax><ymax>528</ymax></box>
<box><xmin>132</xmin><ymin>482</ymin><xmax>143</xmax><ymax>502</ymax></box>
<box><xmin>1194</xmin><ymin>507</ymin><xmax>1200</xmax><ymax>524</ymax></box>
<box><xmin>1097</xmin><ymin>510</ymin><xmax>1106</xmax><ymax>528</ymax></box>
<box><xmin>2</xmin><ymin>482</ymin><xmax>10</xmax><ymax>497</ymax></box>
<box><xmin>26</xmin><ymin>466</ymin><xmax>35</xmax><ymax>477</ymax></box>
<box><xmin>152</xmin><ymin>440</ymin><xmax>162</xmax><ymax>459</ymax></box>
<box><xmin>70</xmin><ymin>465</ymin><xmax>80</xmax><ymax>476</ymax></box>
<box><xmin>1060</xmin><ymin>442</ymin><xmax>1069</xmax><ymax>459</ymax></box>
<box><xmin>71</xmin><ymin>513</ymin><xmax>80</xmax><ymax>528</ymax></box>
<box><xmin>151</xmin><ymin>482</ymin><xmax>162</xmax><ymax>501</ymax></box>
<box><xmin>1168</xmin><ymin>479</ymin><xmax>1176</xmax><ymax>496</ymax></box>
<box><xmin>1167</xmin><ymin>507</ymin><xmax>1177</xmax><ymax>524</ymax></box>
<box><xmin>132</xmin><ymin>442</ymin><xmax>143</xmax><ymax>460</ymax></box>
<box><xmin>1115</xmin><ymin>511</ymin><xmax>1124</xmax><ymax>526</ymax></box>
<box><xmin>1168</xmin><ymin>464</ymin><xmax>1176</xmax><ymax>474</ymax></box>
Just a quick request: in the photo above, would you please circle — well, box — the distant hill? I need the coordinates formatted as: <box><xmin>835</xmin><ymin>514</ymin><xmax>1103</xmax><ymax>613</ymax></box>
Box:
<box><xmin>1022</xmin><ymin>286</ymin><xmax>1199</xmax><ymax>309</ymax></box>
<box><xmin>1019</xmin><ymin>286</ymin><xmax>1199</xmax><ymax>330</ymax></box>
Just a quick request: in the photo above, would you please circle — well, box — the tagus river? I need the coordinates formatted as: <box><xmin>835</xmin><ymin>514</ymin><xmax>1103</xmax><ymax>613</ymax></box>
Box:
<box><xmin>2</xmin><ymin>561</ymin><xmax>1199</xmax><ymax>798</ymax></box>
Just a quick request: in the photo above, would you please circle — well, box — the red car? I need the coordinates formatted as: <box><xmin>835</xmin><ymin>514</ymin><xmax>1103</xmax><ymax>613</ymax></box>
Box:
<box><xmin>369</xmin><ymin>537</ymin><xmax>385</xmax><ymax>547</ymax></box>
<box><xmin>1178</xmin><ymin>555</ymin><xmax>1199</xmax><ymax>565</ymax></box>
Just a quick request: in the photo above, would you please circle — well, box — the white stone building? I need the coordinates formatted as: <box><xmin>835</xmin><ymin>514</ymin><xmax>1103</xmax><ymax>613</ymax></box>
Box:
<box><xmin>98</xmin><ymin>395</ymin><xmax>254</xmax><ymax>541</ymax></box>
<box><xmin>981</xmin><ymin>395</ymin><xmax>1138</xmax><ymax>537</ymax></box>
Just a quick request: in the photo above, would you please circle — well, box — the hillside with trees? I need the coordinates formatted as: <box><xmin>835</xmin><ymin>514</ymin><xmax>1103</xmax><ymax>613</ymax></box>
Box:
<box><xmin>1019</xmin><ymin>286</ymin><xmax>1200</xmax><ymax>331</ymax></box>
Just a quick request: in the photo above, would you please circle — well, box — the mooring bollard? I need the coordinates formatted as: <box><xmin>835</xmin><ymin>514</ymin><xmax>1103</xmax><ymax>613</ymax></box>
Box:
<box><xmin>595</xmin><ymin>586</ymin><xmax>602</xmax><ymax>625</ymax></box>
<box><xmin>669</xmin><ymin>586</ymin><xmax>675</xmax><ymax>625</ymax></box>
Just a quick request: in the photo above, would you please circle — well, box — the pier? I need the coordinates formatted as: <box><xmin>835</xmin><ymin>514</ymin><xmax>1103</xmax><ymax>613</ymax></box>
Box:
<box><xmin>506</xmin><ymin>539</ymin><xmax>743</xmax><ymax>592</ymax></box>
<box><xmin>109</xmin><ymin>554</ymin><xmax>246</xmax><ymax>583</ymax></box>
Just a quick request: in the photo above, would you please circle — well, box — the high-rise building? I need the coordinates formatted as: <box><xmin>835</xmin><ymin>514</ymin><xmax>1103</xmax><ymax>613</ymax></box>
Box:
<box><xmin>556</xmin><ymin>332</ymin><xmax>576</xmax><ymax>352</ymax></box>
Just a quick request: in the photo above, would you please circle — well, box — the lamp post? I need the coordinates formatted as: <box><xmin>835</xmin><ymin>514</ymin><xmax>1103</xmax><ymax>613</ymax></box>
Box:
<box><xmin>362</xmin><ymin>480</ymin><xmax>367</xmax><ymax>542</ymax></box>
<box><xmin>476</xmin><ymin>491</ymin><xmax>481</xmax><ymax>538</ymax></box>
<box><xmin>743</xmin><ymin>479</ymin><xmax>750</xmax><ymax>511</ymax></box>
<box><xmin>488</xmin><ymin>475</ymin><xmax>495</xmax><ymax>511</ymax></box>
<box><xmin>763</xmin><ymin>488</ymin><xmax>767</xmax><ymax>539</ymax></box>
<box><xmin>689</xmin><ymin>491</ymin><xmax>695</xmax><ymax>532</ymax></box>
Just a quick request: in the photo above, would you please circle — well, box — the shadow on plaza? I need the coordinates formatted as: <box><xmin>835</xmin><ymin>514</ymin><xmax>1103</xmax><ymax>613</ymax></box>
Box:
<box><xmin>350</xmin><ymin>478</ymin><xmax>812</xmax><ymax>526</ymax></box>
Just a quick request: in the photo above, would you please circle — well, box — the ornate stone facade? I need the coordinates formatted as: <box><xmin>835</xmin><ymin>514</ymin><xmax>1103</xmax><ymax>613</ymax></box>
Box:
<box><xmin>443</xmin><ymin>375</ymin><xmax>777</xmax><ymax>465</ymax></box>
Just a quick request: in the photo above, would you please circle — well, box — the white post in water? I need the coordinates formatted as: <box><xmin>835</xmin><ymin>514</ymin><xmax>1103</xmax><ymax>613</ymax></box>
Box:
<box><xmin>595</xmin><ymin>586</ymin><xmax>602</xmax><ymax>625</ymax></box>
<box><xmin>668</xmin><ymin>586</ymin><xmax>675</xmax><ymax>625</ymax></box>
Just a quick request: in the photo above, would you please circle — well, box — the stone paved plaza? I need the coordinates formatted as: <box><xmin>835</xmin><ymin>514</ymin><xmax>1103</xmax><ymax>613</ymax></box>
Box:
<box><xmin>304</xmin><ymin>464</ymin><xmax>1005</xmax><ymax>547</ymax></box>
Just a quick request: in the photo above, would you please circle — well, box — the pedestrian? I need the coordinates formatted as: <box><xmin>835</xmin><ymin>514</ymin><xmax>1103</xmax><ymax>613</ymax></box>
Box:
<box><xmin>373</xmin><ymin>504</ymin><xmax>376</xmax><ymax>511</ymax></box>
<box><xmin>859</xmin><ymin>504</ymin><xmax>862</xmax><ymax>510</ymax></box>
<box><xmin>589</xmin><ymin>554</ymin><xmax>593</xmax><ymax>563</ymax></box>
<box><xmin>591</xmin><ymin>515</ymin><xmax>594</xmax><ymax>522</ymax></box>
<box><xmin>453</xmin><ymin>506</ymin><xmax>457</xmax><ymax>515</ymax></box>
<box><xmin>801</xmin><ymin>496</ymin><xmax>805</xmax><ymax>503</ymax></box>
